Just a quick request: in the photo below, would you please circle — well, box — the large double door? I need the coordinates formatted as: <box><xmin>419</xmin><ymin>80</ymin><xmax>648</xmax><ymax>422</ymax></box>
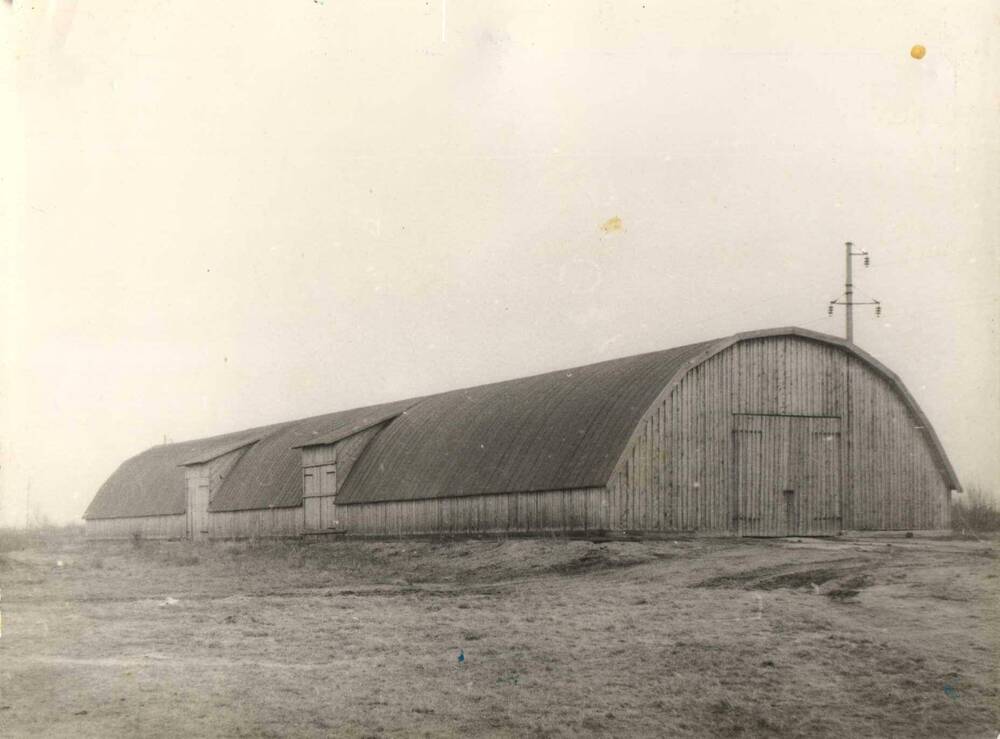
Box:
<box><xmin>733</xmin><ymin>414</ymin><xmax>842</xmax><ymax>536</ymax></box>
<box><xmin>303</xmin><ymin>463</ymin><xmax>338</xmax><ymax>531</ymax></box>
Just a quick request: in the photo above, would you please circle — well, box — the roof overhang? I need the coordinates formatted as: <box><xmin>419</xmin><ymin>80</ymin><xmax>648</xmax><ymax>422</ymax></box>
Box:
<box><xmin>179</xmin><ymin>437</ymin><xmax>261</xmax><ymax>466</ymax></box>
<box><xmin>291</xmin><ymin>408</ymin><xmax>414</xmax><ymax>449</ymax></box>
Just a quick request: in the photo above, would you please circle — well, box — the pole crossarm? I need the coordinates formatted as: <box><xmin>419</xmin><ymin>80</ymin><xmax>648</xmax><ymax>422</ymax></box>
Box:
<box><xmin>826</xmin><ymin>241</ymin><xmax>884</xmax><ymax>339</ymax></box>
<box><xmin>829</xmin><ymin>297</ymin><xmax>881</xmax><ymax>306</ymax></box>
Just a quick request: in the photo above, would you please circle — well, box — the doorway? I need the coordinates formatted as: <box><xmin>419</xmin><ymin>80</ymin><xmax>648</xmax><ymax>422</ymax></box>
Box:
<box><xmin>188</xmin><ymin>481</ymin><xmax>210</xmax><ymax>540</ymax></box>
<box><xmin>733</xmin><ymin>414</ymin><xmax>842</xmax><ymax>536</ymax></box>
<box><xmin>303</xmin><ymin>463</ymin><xmax>338</xmax><ymax>530</ymax></box>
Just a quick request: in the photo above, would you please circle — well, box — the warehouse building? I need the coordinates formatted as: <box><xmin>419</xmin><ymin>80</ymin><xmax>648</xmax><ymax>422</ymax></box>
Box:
<box><xmin>83</xmin><ymin>327</ymin><xmax>960</xmax><ymax>539</ymax></box>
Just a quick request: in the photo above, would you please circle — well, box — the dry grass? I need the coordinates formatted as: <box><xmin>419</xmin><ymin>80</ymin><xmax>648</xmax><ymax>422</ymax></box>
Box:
<box><xmin>0</xmin><ymin>533</ymin><xmax>996</xmax><ymax>737</ymax></box>
<box><xmin>0</xmin><ymin>523</ymin><xmax>85</xmax><ymax>553</ymax></box>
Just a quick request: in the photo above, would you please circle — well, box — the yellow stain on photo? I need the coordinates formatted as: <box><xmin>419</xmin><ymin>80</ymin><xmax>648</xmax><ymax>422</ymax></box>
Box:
<box><xmin>600</xmin><ymin>216</ymin><xmax>623</xmax><ymax>233</ymax></box>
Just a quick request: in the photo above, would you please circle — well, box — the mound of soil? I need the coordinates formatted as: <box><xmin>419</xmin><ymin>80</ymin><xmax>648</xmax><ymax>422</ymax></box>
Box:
<box><xmin>694</xmin><ymin>560</ymin><xmax>875</xmax><ymax>597</ymax></box>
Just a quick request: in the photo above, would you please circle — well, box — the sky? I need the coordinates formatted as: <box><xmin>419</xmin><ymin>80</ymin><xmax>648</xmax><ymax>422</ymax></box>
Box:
<box><xmin>2</xmin><ymin>1</ymin><xmax>997</xmax><ymax>526</ymax></box>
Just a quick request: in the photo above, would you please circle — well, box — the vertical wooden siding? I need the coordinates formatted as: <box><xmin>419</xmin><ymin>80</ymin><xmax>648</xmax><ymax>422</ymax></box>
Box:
<box><xmin>732</xmin><ymin>414</ymin><xmax>842</xmax><ymax>536</ymax></box>
<box><xmin>337</xmin><ymin>487</ymin><xmax>609</xmax><ymax>536</ymax></box>
<box><xmin>208</xmin><ymin>506</ymin><xmax>305</xmax><ymax>538</ymax></box>
<box><xmin>302</xmin><ymin>463</ymin><xmax>337</xmax><ymax>530</ymax></box>
<box><xmin>607</xmin><ymin>336</ymin><xmax>950</xmax><ymax>534</ymax></box>
<box><xmin>85</xmin><ymin>515</ymin><xmax>186</xmax><ymax>539</ymax></box>
<box><xmin>845</xmin><ymin>356</ymin><xmax>950</xmax><ymax>530</ymax></box>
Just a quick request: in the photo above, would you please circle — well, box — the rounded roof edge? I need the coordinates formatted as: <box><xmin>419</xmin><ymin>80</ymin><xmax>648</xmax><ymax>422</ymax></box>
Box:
<box><xmin>609</xmin><ymin>326</ymin><xmax>961</xmax><ymax>492</ymax></box>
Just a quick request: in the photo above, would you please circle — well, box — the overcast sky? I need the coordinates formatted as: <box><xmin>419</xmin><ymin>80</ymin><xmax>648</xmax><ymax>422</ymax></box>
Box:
<box><xmin>2</xmin><ymin>1</ymin><xmax>997</xmax><ymax>525</ymax></box>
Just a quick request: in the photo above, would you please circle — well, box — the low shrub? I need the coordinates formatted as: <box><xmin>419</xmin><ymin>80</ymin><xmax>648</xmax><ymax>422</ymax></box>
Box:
<box><xmin>951</xmin><ymin>486</ymin><xmax>1000</xmax><ymax>534</ymax></box>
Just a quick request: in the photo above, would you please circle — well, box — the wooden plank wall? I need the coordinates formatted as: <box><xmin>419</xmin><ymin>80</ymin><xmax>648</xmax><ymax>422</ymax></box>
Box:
<box><xmin>797</xmin><ymin>417</ymin><xmax>843</xmax><ymax>535</ymax></box>
<box><xmin>85</xmin><ymin>515</ymin><xmax>186</xmax><ymax>539</ymax></box>
<box><xmin>302</xmin><ymin>444</ymin><xmax>335</xmax><ymax>467</ymax></box>
<box><xmin>731</xmin><ymin>414</ymin><xmax>842</xmax><ymax>536</ymax></box>
<box><xmin>846</xmin><ymin>356</ymin><xmax>950</xmax><ymax>530</ymax></box>
<box><xmin>607</xmin><ymin>336</ymin><xmax>950</xmax><ymax>534</ymax></box>
<box><xmin>337</xmin><ymin>487</ymin><xmax>608</xmax><ymax>536</ymax></box>
<box><xmin>208</xmin><ymin>506</ymin><xmax>304</xmax><ymax>538</ymax></box>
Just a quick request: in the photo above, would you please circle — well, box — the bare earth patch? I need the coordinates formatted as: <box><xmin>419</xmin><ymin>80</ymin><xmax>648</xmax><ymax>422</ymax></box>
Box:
<box><xmin>0</xmin><ymin>534</ymin><xmax>996</xmax><ymax>737</ymax></box>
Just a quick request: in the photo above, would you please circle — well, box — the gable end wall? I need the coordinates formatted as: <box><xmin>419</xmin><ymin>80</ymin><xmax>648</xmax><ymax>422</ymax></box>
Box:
<box><xmin>607</xmin><ymin>336</ymin><xmax>951</xmax><ymax>533</ymax></box>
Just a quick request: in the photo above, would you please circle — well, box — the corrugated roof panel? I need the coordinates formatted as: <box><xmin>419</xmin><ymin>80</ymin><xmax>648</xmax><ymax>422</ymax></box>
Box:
<box><xmin>336</xmin><ymin>340</ymin><xmax>714</xmax><ymax>503</ymax></box>
<box><xmin>83</xmin><ymin>422</ymin><xmax>288</xmax><ymax>519</ymax></box>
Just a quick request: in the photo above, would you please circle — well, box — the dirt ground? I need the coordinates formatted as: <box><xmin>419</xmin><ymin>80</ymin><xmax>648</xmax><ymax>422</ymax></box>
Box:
<box><xmin>0</xmin><ymin>532</ymin><xmax>996</xmax><ymax>738</ymax></box>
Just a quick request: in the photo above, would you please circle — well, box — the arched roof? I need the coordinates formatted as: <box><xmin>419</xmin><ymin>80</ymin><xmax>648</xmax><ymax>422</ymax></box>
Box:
<box><xmin>335</xmin><ymin>340</ymin><xmax>715</xmax><ymax>503</ymax></box>
<box><xmin>209</xmin><ymin>399</ymin><xmax>418</xmax><ymax>511</ymax></box>
<box><xmin>339</xmin><ymin>328</ymin><xmax>960</xmax><ymax>503</ymax></box>
<box><xmin>83</xmin><ymin>399</ymin><xmax>418</xmax><ymax>519</ymax></box>
<box><xmin>83</xmin><ymin>423</ymin><xmax>285</xmax><ymax>519</ymax></box>
<box><xmin>85</xmin><ymin>327</ymin><xmax>960</xmax><ymax>519</ymax></box>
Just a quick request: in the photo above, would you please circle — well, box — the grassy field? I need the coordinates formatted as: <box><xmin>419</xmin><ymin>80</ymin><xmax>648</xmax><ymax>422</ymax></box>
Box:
<box><xmin>0</xmin><ymin>531</ymin><xmax>997</xmax><ymax>738</ymax></box>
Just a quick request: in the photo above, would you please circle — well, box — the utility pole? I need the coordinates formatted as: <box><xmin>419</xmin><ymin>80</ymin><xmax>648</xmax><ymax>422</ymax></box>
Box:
<box><xmin>845</xmin><ymin>241</ymin><xmax>854</xmax><ymax>343</ymax></box>
<box><xmin>829</xmin><ymin>241</ymin><xmax>881</xmax><ymax>343</ymax></box>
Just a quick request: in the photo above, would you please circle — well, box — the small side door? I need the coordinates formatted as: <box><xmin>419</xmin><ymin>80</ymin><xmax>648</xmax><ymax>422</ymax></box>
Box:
<box><xmin>319</xmin><ymin>464</ymin><xmax>338</xmax><ymax>529</ymax></box>
<box><xmin>303</xmin><ymin>467</ymin><xmax>322</xmax><ymax>530</ymax></box>
<box><xmin>188</xmin><ymin>481</ymin><xmax>210</xmax><ymax>541</ymax></box>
